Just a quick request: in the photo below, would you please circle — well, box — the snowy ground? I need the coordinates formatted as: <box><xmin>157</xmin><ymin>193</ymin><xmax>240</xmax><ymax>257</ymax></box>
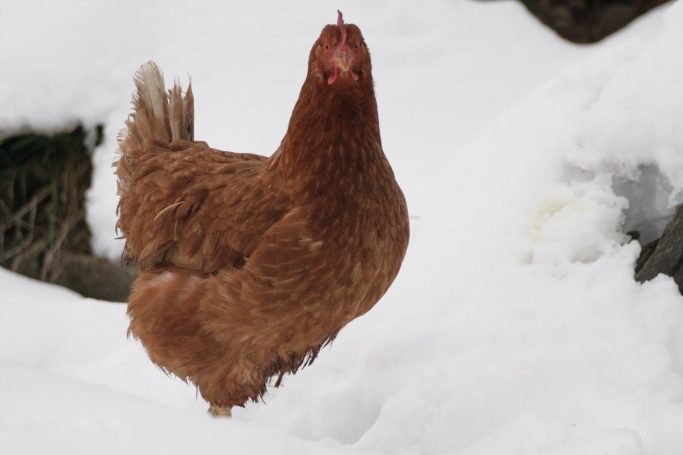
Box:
<box><xmin>2</xmin><ymin>0</ymin><xmax>683</xmax><ymax>454</ymax></box>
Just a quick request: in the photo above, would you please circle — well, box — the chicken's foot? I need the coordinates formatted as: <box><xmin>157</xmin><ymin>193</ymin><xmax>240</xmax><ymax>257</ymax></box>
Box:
<box><xmin>208</xmin><ymin>404</ymin><xmax>232</xmax><ymax>418</ymax></box>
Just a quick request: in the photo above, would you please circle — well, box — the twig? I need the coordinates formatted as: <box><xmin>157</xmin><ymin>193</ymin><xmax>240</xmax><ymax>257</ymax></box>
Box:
<box><xmin>41</xmin><ymin>214</ymin><xmax>82</xmax><ymax>281</ymax></box>
<box><xmin>10</xmin><ymin>238</ymin><xmax>46</xmax><ymax>271</ymax></box>
<box><xmin>0</xmin><ymin>201</ymin><xmax>38</xmax><ymax>263</ymax></box>
<box><xmin>0</xmin><ymin>198</ymin><xmax>11</xmax><ymax>219</ymax></box>
<box><xmin>0</xmin><ymin>186</ymin><xmax>51</xmax><ymax>233</ymax></box>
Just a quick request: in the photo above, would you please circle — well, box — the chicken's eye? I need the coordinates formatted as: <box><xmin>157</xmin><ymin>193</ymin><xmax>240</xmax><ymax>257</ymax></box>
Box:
<box><xmin>324</xmin><ymin>44</ymin><xmax>329</xmax><ymax>50</ymax></box>
<box><xmin>354</xmin><ymin>44</ymin><xmax>359</xmax><ymax>49</ymax></box>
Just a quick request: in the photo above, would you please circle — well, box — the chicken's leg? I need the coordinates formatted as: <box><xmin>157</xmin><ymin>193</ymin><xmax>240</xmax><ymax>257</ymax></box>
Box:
<box><xmin>208</xmin><ymin>404</ymin><xmax>232</xmax><ymax>418</ymax></box>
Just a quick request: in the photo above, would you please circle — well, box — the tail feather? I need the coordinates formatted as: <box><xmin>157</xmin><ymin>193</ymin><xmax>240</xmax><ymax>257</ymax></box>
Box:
<box><xmin>136</xmin><ymin>62</ymin><xmax>167</xmax><ymax>123</ymax></box>
<box><xmin>169</xmin><ymin>81</ymin><xmax>194</xmax><ymax>142</ymax></box>
<box><xmin>119</xmin><ymin>61</ymin><xmax>194</xmax><ymax>154</ymax></box>
<box><xmin>116</xmin><ymin>61</ymin><xmax>194</xmax><ymax>236</ymax></box>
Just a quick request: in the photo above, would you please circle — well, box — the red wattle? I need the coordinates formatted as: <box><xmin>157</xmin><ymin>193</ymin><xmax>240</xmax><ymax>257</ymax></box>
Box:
<box><xmin>327</xmin><ymin>67</ymin><xmax>340</xmax><ymax>85</ymax></box>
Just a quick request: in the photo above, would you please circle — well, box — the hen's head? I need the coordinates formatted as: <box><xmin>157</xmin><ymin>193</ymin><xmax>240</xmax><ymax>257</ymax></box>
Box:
<box><xmin>310</xmin><ymin>11</ymin><xmax>371</xmax><ymax>87</ymax></box>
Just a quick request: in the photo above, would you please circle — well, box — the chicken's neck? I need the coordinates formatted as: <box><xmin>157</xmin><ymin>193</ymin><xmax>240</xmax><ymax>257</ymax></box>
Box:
<box><xmin>270</xmin><ymin>77</ymin><xmax>388</xmax><ymax>202</ymax></box>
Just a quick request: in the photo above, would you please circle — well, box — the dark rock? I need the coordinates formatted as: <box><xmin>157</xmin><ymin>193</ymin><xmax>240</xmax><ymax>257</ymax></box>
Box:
<box><xmin>635</xmin><ymin>205</ymin><xmax>683</xmax><ymax>293</ymax></box>
<box><xmin>514</xmin><ymin>0</ymin><xmax>671</xmax><ymax>43</ymax></box>
<box><xmin>53</xmin><ymin>253</ymin><xmax>138</xmax><ymax>302</ymax></box>
<box><xmin>634</xmin><ymin>237</ymin><xmax>658</xmax><ymax>273</ymax></box>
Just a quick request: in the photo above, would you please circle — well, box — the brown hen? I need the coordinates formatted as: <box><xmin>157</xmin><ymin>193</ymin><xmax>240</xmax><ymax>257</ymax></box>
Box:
<box><xmin>116</xmin><ymin>11</ymin><xmax>409</xmax><ymax>416</ymax></box>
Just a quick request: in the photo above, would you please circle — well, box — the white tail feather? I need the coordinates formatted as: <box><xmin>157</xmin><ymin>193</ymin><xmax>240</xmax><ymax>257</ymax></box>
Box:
<box><xmin>137</xmin><ymin>62</ymin><xmax>166</xmax><ymax>121</ymax></box>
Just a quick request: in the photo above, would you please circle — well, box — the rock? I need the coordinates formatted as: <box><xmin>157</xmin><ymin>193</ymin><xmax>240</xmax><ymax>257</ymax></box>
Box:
<box><xmin>53</xmin><ymin>253</ymin><xmax>137</xmax><ymax>302</ymax></box>
<box><xmin>514</xmin><ymin>0</ymin><xmax>671</xmax><ymax>43</ymax></box>
<box><xmin>635</xmin><ymin>205</ymin><xmax>683</xmax><ymax>293</ymax></box>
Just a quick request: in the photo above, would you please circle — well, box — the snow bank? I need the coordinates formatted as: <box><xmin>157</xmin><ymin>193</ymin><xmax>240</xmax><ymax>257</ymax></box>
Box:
<box><xmin>373</xmin><ymin>2</ymin><xmax>683</xmax><ymax>452</ymax></box>
<box><xmin>2</xmin><ymin>0</ymin><xmax>683</xmax><ymax>454</ymax></box>
<box><xmin>419</xmin><ymin>0</ymin><xmax>683</xmax><ymax>280</ymax></box>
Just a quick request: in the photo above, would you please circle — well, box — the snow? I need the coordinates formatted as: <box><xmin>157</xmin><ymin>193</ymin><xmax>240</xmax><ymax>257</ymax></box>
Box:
<box><xmin>2</xmin><ymin>0</ymin><xmax>683</xmax><ymax>454</ymax></box>
<box><xmin>0</xmin><ymin>0</ymin><xmax>608</xmax><ymax>258</ymax></box>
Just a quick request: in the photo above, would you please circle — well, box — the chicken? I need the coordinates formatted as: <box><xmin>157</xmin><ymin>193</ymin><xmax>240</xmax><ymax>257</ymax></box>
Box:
<box><xmin>115</xmin><ymin>11</ymin><xmax>409</xmax><ymax>417</ymax></box>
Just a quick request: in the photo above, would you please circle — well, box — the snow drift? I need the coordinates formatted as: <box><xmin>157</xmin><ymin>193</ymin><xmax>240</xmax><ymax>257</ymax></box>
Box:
<box><xmin>1</xmin><ymin>0</ymin><xmax>683</xmax><ymax>454</ymax></box>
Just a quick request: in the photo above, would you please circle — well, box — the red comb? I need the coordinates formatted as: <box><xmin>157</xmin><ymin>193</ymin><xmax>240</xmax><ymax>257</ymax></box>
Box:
<box><xmin>337</xmin><ymin>10</ymin><xmax>348</xmax><ymax>47</ymax></box>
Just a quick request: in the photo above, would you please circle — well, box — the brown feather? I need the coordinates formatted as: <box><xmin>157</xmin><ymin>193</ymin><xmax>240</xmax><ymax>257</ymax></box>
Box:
<box><xmin>117</xmin><ymin>19</ymin><xmax>409</xmax><ymax>409</ymax></box>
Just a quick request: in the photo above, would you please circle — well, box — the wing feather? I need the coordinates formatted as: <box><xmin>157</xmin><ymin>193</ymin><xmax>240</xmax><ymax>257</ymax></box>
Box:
<box><xmin>118</xmin><ymin>142</ymin><xmax>291</xmax><ymax>272</ymax></box>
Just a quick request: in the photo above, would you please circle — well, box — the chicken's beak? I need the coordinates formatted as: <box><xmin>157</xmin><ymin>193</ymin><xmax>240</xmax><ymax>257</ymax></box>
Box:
<box><xmin>334</xmin><ymin>50</ymin><xmax>352</xmax><ymax>73</ymax></box>
<box><xmin>328</xmin><ymin>48</ymin><xmax>359</xmax><ymax>85</ymax></box>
